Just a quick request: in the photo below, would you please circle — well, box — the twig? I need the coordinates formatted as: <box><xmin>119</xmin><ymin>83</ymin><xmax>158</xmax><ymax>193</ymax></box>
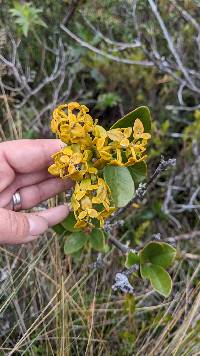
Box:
<box><xmin>166</xmin><ymin>230</ymin><xmax>200</xmax><ymax>243</ymax></box>
<box><xmin>82</xmin><ymin>15</ymin><xmax>141</xmax><ymax>52</ymax></box>
<box><xmin>148</xmin><ymin>0</ymin><xmax>198</xmax><ymax>92</ymax></box>
<box><xmin>62</xmin><ymin>0</ymin><xmax>82</xmax><ymax>25</ymax></box>
<box><xmin>108</xmin><ymin>236</ymin><xmax>129</xmax><ymax>254</ymax></box>
<box><xmin>60</xmin><ymin>24</ymin><xmax>154</xmax><ymax>67</ymax></box>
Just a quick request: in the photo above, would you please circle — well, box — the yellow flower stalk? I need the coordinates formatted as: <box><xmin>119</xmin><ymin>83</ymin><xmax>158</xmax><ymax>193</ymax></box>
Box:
<box><xmin>48</xmin><ymin>102</ymin><xmax>151</xmax><ymax>230</ymax></box>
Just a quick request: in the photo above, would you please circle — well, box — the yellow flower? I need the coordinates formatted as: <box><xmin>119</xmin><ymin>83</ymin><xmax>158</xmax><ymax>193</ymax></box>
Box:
<box><xmin>50</xmin><ymin>118</ymin><xmax>58</xmax><ymax>133</ymax></box>
<box><xmin>120</xmin><ymin>138</ymin><xmax>130</xmax><ymax>147</ymax></box>
<box><xmin>92</xmin><ymin>178</ymin><xmax>111</xmax><ymax>210</ymax></box>
<box><xmin>49</xmin><ymin>146</ymin><xmax>85</xmax><ymax>179</ymax></box>
<box><xmin>74</xmin><ymin>179</ymin><xmax>98</xmax><ymax>201</ymax></box>
<box><xmin>97</xmin><ymin>207</ymin><xmax>116</xmax><ymax>227</ymax></box>
<box><xmin>80</xmin><ymin>104</ymin><xmax>89</xmax><ymax>113</ymax></box>
<box><xmin>94</xmin><ymin>125</ymin><xmax>107</xmax><ymax>139</ymax></box>
<box><xmin>108</xmin><ymin>160</ymin><xmax>123</xmax><ymax>166</ymax></box>
<box><xmin>99</xmin><ymin>150</ymin><xmax>112</xmax><ymax>161</ymax></box>
<box><xmin>71</xmin><ymin>194</ymin><xmax>80</xmax><ymax>212</ymax></box>
<box><xmin>107</xmin><ymin>128</ymin><xmax>124</xmax><ymax>142</ymax></box>
<box><xmin>50</xmin><ymin>102</ymin><xmax>95</xmax><ymax>146</ymax></box>
<box><xmin>107</xmin><ymin>127</ymin><xmax>132</xmax><ymax>146</ymax></box>
<box><xmin>133</xmin><ymin>119</ymin><xmax>151</xmax><ymax>140</ymax></box>
<box><xmin>86</xmin><ymin>164</ymin><xmax>98</xmax><ymax>174</ymax></box>
<box><xmin>48</xmin><ymin>163</ymin><xmax>62</xmax><ymax>176</ymax></box>
<box><xmin>49</xmin><ymin>101</ymin><xmax>151</xmax><ymax>230</ymax></box>
<box><xmin>74</xmin><ymin>220</ymin><xmax>87</xmax><ymax>229</ymax></box>
<box><xmin>93</xmin><ymin>125</ymin><xmax>110</xmax><ymax>158</ymax></box>
<box><xmin>77</xmin><ymin>196</ymin><xmax>99</xmax><ymax>223</ymax></box>
<box><xmin>72</xmin><ymin>176</ymin><xmax>115</xmax><ymax>229</ymax></box>
<box><xmin>124</xmin><ymin>127</ymin><xmax>132</xmax><ymax>137</ymax></box>
<box><xmin>68</xmin><ymin>102</ymin><xmax>81</xmax><ymax>111</ymax></box>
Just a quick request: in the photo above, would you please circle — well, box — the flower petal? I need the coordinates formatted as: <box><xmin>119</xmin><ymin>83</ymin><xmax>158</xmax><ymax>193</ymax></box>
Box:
<box><xmin>78</xmin><ymin>211</ymin><xmax>87</xmax><ymax>220</ymax></box>
<box><xmin>88</xmin><ymin>209</ymin><xmax>98</xmax><ymax>218</ymax></box>
<box><xmin>48</xmin><ymin>164</ymin><xmax>60</xmax><ymax>176</ymax></box>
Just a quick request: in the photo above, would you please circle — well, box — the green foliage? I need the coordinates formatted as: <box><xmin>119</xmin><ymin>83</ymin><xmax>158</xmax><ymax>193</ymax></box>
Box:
<box><xmin>140</xmin><ymin>242</ymin><xmax>176</xmax><ymax>297</ymax></box>
<box><xmin>184</xmin><ymin>110</ymin><xmax>200</xmax><ymax>142</ymax></box>
<box><xmin>57</xmin><ymin>214</ymin><xmax>109</xmax><ymax>255</ymax></box>
<box><xmin>124</xmin><ymin>241</ymin><xmax>176</xmax><ymax>297</ymax></box>
<box><xmin>103</xmin><ymin>166</ymin><xmax>135</xmax><ymax>207</ymax></box>
<box><xmin>125</xmin><ymin>251</ymin><xmax>140</xmax><ymax>268</ymax></box>
<box><xmin>89</xmin><ymin>228</ymin><xmax>108</xmax><ymax>252</ymax></box>
<box><xmin>141</xmin><ymin>263</ymin><xmax>172</xmax><ymax>297</ymax></box>
<box><xmin>63</xmin><ymin>228</ymin><xmax>109</xmax><ymax>255</ymax></box>
<box><xmin>111</xmin><ymin>106</ymin><xmax>151</xmax><ymax>133</ymax></box>
<box><xmin>128</xmin><ymin>161</ymin><xmax>147</xmax><ymax>186</ymax></box>
<box><xmin>134</xmin><ymin>221</ymin><xmax>150</xmax><ymax>245</ymax></box>
<box><xmin>150</xmin><ymin>120</ymin><xmax>171</xmax><ymax>158</ymax></box>
<box><xmin>64</xmin><ymin>231</ymin><xmax>88</xmax><ymax>255</ymax></box>
<box><xmin>140</xmin><ymin>242</ymin><xmax>176</xmax><ymax>269</ymax></box>
<box><xmin>10</xmin><ymin>2</ymin><xmax>46</xmax><ymax>37</ymax></box>
<box><xmin>96</xmin><ymin>92</ymin><xmax>121</xmax><ymax>110</ymax></box>
<box><xmin>52</xmin><ymin>223</ymin><xmax>66</xmax><ymax>235</ymax></box>
<box><xmin>61</xmin><ymin>212</ymin><xmax>78</xmax><ymax>232</ymax></box>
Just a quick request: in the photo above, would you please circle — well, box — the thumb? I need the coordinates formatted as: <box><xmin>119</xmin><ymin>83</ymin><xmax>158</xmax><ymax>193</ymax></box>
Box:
<box><xmin>0</xmin><ymin>208</ymin><xmax>48</xmax><ymax>244</ymax></box>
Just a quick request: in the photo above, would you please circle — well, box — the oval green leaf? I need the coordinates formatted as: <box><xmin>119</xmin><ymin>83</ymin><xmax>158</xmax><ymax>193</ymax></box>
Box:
<box><xmin>111</xmin><ymin>106</ymin><xmax>151</xmax><ymax>133</ymax></box>
<box><xmin>64</xmin><ymin>231</ymin><xmax>88</xmax><ymax>255</ymax></box>
<box><xmin>140</xmin><ymin>242</ymin><xmax>176</xmax><ymax>269</ymax></box>
<box><xmin>89</xmin><ymin>228</ymin><xmax>107</xmax><ymax>252</ymax></box>
<box><xmin>61</xmin><ymin>212</ymin><xmax>79</xmax><ymax>232</ymax></box>
<box><xmin>70</xmin><ymin>249</ymin><xmax>83</xmax><ymax>262</ymax></box>
<box><xmin>53</xmin><ymin>223</ymin><xmax>66</xmax><ymax>235</ymax></box>
<box><xmin>125</xmin><ymin>251</ymin><xmax>140</xmax><ymax>268</ymax></box>
<box><xmin>103</xmin><ymin>166</ymin><xmax>135</xmax><ymax>207</ymax></box>
<box><xmin>128</xmin><ymin>161</ymin><xmax>147</xmax><ymax>186</ymax></box>
<box><xmin>141</xmin><ymin>263</ymin><xmax>172</xmax><ymax>297</ymax></box>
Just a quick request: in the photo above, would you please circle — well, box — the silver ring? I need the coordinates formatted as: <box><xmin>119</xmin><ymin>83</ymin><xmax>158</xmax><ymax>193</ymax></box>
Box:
<box><xmin>12</xmin><ymin>191</ymin><xmax>22</xmax><ymax>211</ymax></box>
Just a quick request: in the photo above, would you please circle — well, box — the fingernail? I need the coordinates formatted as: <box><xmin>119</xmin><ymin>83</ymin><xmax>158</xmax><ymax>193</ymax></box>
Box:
<box><xmin>27</xmin><ymin>215</ymin><xmax>48</xmax><ymax>236</ymax></box>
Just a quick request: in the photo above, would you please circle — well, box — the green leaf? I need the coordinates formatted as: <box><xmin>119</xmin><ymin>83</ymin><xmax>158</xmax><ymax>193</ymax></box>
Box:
<box><xmin>89</xmin><ymin>228</ymin><xmax>107</xmax><ymax>252</ymax></box>
<box><xmin>111</xmin><ymin>106</ymin><xmax>151</xmax><ymax>133</ymax></box>
<box><xmin>128</xmin><ymin>161</ymin><xmax>147</xmax><ymax>186</ymax></box>
<box><xmin>70</xmin><ymin>249</ymin><xmax>83</xmax><ymax>262</ymax></box>
<box><xmin>96</xmin><ymin>93</ymin><xmax>121</xmax><ymax>110</ymax></box>
<box><xmin>10</xmin><ymin>2</ymin><xmax>46</xmax><ymax>37</ymax></box>
<box><xmin>125</xmin><ymin>251</ymin><xmax>140</xmax><ymax>268</ymax></box>
<box><xmin>140</xmin><ymin>242</ymin><xmax>176</xmax><ymax>269</ymax></box>
<box><xmin>52</xmin><ymin>223</ymin><xmax>66</xmax><ymax>235</ymax></box>
<box><xmin>103</xmin><ymin>166</ymin><xmax>135</xmax><ymax>207</ymax></box>
<box><xmin>141</xmin><ymin>263</ymin><xmax>172</xmax><ymax>297</ymax></box>
<box><xmin>61</xmin><ymin>212</ymin><xmax>79</xmax><ymax>232</ymax></box>
<box><xmin>64</xmin><ymin>232</ymin><xmax>88</xmax><ymax>255</ymax></box>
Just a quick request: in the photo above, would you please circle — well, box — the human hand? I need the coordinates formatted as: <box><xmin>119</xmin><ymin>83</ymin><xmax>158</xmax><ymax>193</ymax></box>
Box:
<box><xmin>0</xmin><ymin>139</ymin><xmax>72</xmax><ymax>244</ymax></box>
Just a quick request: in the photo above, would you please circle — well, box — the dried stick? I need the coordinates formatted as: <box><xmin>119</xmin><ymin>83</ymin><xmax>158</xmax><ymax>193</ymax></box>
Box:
<box><xmin>60</xmin><ymin>24</ymin><xmax>153</xmax><ymax>67</ymax></box>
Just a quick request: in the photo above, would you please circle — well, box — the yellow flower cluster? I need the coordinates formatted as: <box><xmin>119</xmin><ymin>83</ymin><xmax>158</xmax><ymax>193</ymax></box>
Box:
<box><xmin>48</xmin><ymin>102</ymin><xmax>151</xmax><ymax>230</ymax></box>
<box><xmin>71</xmin><ymin>178</ymin><xmax>115</xmax><ymax>229</ymax></box>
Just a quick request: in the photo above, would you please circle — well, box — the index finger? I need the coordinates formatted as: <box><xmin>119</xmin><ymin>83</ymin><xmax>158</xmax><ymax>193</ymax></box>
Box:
<box><xmin>1</xmin><ymin>139</ymin><xmax>62</xmax><ymax>173</ymax></box>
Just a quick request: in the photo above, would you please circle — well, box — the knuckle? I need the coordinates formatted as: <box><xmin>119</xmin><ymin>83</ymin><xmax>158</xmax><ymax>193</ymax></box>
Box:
<box><xmin>34</xmin><ymin>184</ymin><xmax>43</xmax><ymax>203</ymax></box>
<box><xmin>0</xmin><ymin>208</ymin><xmax>29</xmax><ymax>239</ymax></box>
<box><xmin>8</xmin><ymin>211</ymin><xmax>28</xmax><ymax>238</ymax></box>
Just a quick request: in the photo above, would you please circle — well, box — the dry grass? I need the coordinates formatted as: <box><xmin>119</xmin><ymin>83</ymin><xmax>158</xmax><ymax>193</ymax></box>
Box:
<box><xmin>0</xmin><ymin>224</ymin><xmax>199</xmax><ymax>355</ymax></box>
